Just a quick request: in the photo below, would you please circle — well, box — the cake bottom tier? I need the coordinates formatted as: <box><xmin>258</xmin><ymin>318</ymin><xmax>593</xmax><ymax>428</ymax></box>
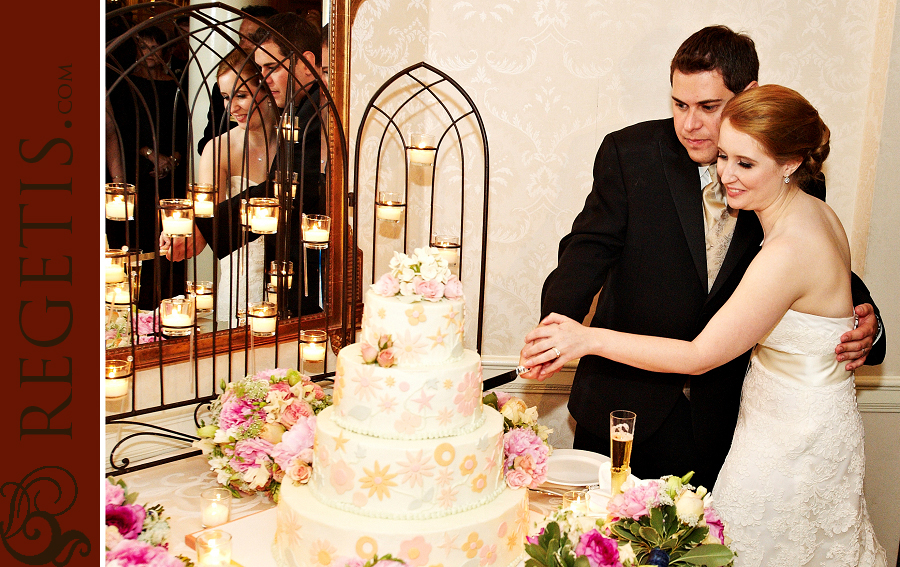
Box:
<box><xmin>272</xmin><ymin>481</ymin><xmax>529</xmax><ymax>567</ymax></box>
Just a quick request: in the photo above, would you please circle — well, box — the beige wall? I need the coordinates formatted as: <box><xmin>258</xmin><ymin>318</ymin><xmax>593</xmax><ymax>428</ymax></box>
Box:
<box><xmin>350</xmin><ymin>0</ymin><xmax>900</xmax><ymax>561</ymax></box>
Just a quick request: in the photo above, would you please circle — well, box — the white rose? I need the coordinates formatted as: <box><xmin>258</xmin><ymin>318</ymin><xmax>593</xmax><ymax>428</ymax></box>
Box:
<box><xmin>260</xmin><ymin>422</ymin><xmax>286</xmax><ymax>444</ymax></box>
<box><xmin>675</xmin><ymin>490</ymin><xmax>705</xmax><ymax>526</ymax></box>
<box><xmin>500</xmin><ymin>398</ymin><xmax>528</xmax><ymax>422</ymax></box>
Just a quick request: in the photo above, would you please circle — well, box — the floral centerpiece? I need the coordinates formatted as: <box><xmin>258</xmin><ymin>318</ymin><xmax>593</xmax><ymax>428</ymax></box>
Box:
<box><xmin>194</xmin><ymin>368</ymin><xmax>332</xmax><ymax>502</ymax></box>
<box><xmin>105</xmin><ymin>477</ymin><xmax>192</xmax><ymax>566</ymax></box>
<box><xmin>106</xmin><ymin>307</ymin><xmax>162</xmax><ymax>348</ymax></box>
<box><xmin>483</xmin><ymin>391</ymin><xmax>553</xmax><ymax>490</ymax></box>
<box><xmin>371</xmin><ymin>247</ymin><xmax>464</xmax><ymax>303</ymax></box>
<box><xmin>525</xmin><ymin>473</ymin><xmax>734</xmax><ymax>567</ymax></box>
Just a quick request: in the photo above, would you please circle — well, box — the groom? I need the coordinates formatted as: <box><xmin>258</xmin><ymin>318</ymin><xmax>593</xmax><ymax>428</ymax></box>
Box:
<box><xmin>533</xmin><ymin>25</ymin><xmax>885</xmax><ymax>488</ymax></box>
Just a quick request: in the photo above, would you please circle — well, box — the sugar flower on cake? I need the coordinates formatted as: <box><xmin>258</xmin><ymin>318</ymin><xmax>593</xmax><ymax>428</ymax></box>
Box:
<box><xmin>373</xmin><ymin>248</ymin><xmax>462</xmax><ymax>303</ymax></box>
<box><xmin>104</xmin><ymin>478</ymin><xmax>191</xmax><ymax>566</ymax></box>
<box><xmin>194</xmin><ymin>368</ymin><xmax>332</xmax><ymax>501</ymax></box>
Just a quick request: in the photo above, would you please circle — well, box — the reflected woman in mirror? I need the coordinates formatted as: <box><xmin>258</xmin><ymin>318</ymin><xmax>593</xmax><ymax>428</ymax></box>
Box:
<box><xmin>162</xmin><ymin>48</ymin><xmax>278</xmax><ymax>326</ymax></box>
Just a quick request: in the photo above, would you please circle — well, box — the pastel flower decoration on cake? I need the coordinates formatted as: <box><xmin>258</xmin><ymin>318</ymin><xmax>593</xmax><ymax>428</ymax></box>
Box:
<box><xmin>194</xmin><ymin>368</ymin><xmax>332</xmax><ymax>501</ymax></box>
<box><xmin>398</xmin><ymin>536</ymin><xmax>431</xmax><ymax>567</ymax></box>
<box><xmin>360</xmin><ymin>334</ymin><xmax>396</xmax><ymax>368</ymax></box>
<box><xmin>375</xmin><ymin>248</ymin><xmax>461</xmax><ymax>303</ymax></box>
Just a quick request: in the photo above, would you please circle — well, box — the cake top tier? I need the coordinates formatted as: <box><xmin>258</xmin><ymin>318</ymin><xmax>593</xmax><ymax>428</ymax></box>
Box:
<box><xmin>371</xmin><ymin>248</ymin><xmax>463</xmax><ymax>303</ymax></box>
<box><xmin>360</xmin><ymin>248</ymin><xmax>466</xmax><ymax>367</ymax></box>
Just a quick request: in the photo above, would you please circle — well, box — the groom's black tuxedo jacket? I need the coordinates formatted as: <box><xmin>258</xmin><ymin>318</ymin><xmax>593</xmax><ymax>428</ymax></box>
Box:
<box><xmin>541</xmin><ymin>118</ymin><xmax>884</xmax><ymax>483</ymax></box>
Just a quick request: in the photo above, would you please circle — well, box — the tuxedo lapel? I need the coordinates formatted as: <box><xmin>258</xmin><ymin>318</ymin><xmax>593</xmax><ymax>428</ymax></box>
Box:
<box><xmin>659</xmin><ymin>134</ymin><xmax>707</xmax><ymax>287</ymax></box>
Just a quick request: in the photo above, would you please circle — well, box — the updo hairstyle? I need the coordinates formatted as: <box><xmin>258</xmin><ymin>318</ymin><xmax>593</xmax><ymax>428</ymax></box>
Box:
<box><xmin>722</xmin><ymin>84</ymin><xmax>830</xmax><ymax>193</ymax></box>
<box><xmin>216</xmin><ymin>47</ymin><xmax>266</xmax><ymax>96</ymax></box>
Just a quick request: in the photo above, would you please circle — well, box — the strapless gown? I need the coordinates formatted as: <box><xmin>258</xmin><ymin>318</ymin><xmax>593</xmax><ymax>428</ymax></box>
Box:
<box><xmin>217</xmin><ymin>176</ymin><xmax>265</xmax><ymax>325</ymax></box>
<box><xmin>713</xmin><ymin>309</ymin><xmax>886</xmax><ymax>566</ymax></box>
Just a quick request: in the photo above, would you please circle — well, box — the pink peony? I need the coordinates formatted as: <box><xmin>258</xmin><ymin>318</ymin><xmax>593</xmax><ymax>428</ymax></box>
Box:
<box><xmin>230</xmin><ymin>438</ymin><xmax>275</xmax><ymax>472</ymax></box>
<box><xmin>377</xmin><ymin>347</ymin><xmax>397</xmax><ymax>368</ymax></box>
<box><xmin>704</xmin><ymin>506</ymin><xmax>726</xmax><ymax>544</ymax></box>
<box><xmin>106</xmin><ymin>479</ymin><xmax>125</xmax><ymax>506</ymax></box>
<box><xmin>525</xmin><ymin>527</ymin><xmax>544</xmax><ymax>546</ymax></box>
<box><xmin>280</xmin><ymin>399</ymin><xmax>314</xmax><ymax>428</ymax></box>
<box><xmin>106</xmin><ymin>539</ymin><xmax>184</xmax><ymax>567</ymax></box>
<box><xmin>606</xmin><ymin>481</ymin><xmax>661</xmax><ymax>520</ymax></box>
<box><xmin>105</xmin><ymin>503</ymin><xmax>146</xmax><ymax>540</ymax></box>
<box><xmin>574</xmin><ymin>530</ymin><xmax>622</xmax><ymax>567</ymax></box>
<box><xmin>268</xmin><ymin>381</ymin><xmax>291</xmax><ymax>398</ymax></box>
<box><xmin>271</xmin><ymin>416</ymin><xmax>316</xmax><ymax>470</ymax></box>
<box><xmin>360</xmin><ymin>342</ymin><xmax>378</xmax><ymax>363</ymax></box>
<box><xmin>415</xmin><ymin>278</ymin><xmax>445</xmax><ymax>301</ymax></box>
<box><xmin>218</xmin><ymin>398</ymin><xmax>263</xmax><ymax>433</ymax></box>
<box><xmin>443</xmin><ymin>275</ymin><xmax>463</xmax><ymax>300</ymax></box>
<box><xmin>372</xmin><ymin>273</ymin><xmax>401</xmax><ymax>296</ymax></box>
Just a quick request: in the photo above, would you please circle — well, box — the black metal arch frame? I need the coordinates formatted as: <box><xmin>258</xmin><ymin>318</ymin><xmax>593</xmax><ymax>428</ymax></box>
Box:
<box><xmin>351</xmin><ymin>61</ymin><xmax>491</xmax><ymax>351</ymax></box>
<box><xmin>104</xmin><ymin>2</ymin><xmax>351</xmax><ymax>475</ymax></box>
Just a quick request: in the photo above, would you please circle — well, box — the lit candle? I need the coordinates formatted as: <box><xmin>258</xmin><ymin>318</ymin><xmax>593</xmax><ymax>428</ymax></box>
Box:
<box><xmin>431</xmin><ymin>236</ymin><xmax>460</xmax><ymax>274</ymax></box>
<box><xmin>250</xmin><ymin>211</ymin><xmax>278</xmax><ymax>234</ymax></box>
<box><xmin>303</xmin><ymin>227</ymin><xmax>329</xmax><ymax>243</ymax></box>
<box><xmin>163</xmin><ymin>312</ymin><xmax>192</xmax><ymax>327</ymax></box>
<box><xmin>196</xmin><ymin>529</ymin><xmax>232</xmax><ymax>566</ymax></box>
<box><xmin>106</xmin><ymin>377</ymin><xmax>129</xmax><ymax>399</ymax></box>
<box><xmin>104</xmin><ymin>260</ymin><xmax>126</xmax><ymax>283</ymax></box>
<box><xmin>195</xmin><ymin>294</ymin><xmax>213</xmax><ymax>311</ymax></box>
<box><xmin>162</xmin><ymin>213</ymin><xmax>193</xmax><ymax>236</ymax></box>
<box><xmin>105</xmin><ymin>359</ymin><xmax>132</xmax><ymax>399</ymax></box>
<box><xmin>106</xmin><ymin>195</ymin><xmax>134</xmax><ymax>220</ymax></box>
<box><xmin>201</xmin><ymin>501</ymin><xmax>229</xmax><ymax>528</ymax></box>
<box><xmin>249</xmin><ymin>302</ymin><xmax>277</xmax><ymax>336</ymax></box>
<box><xmin>270</xmin><ymin>273</ymin><xmax>293</xmax><ymax>288</ymax></box>
<box><xmin>407</xmin><ymin>134</ymin><xmax>436</xmax><ymax>166</ymax></box>
<box><xmin>194</xmin><ymin>200</ymin><xmax>214</xmax><ymax>217</ymax></box>
<box><xmin>376</xmin><ymin>204</ymin><xmax>404</xmax><ymax>222</ymax></box>
<box><xmin>105</xmin><ymin>285</ymin><xmax>131</xmax><ymax>305</ymax></box>
<box><xmin>302</xmin><ymin>342</ymin><xmax>326</xmax><ymax>362</ymax></box>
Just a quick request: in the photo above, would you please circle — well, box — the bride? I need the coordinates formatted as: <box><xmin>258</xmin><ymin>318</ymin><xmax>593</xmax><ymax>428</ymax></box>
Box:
<box><xmin>163</xmin><ymin>48</ymin><xmax>278</xmax><ymax>325</ymax></box>
<box><xmin>520</xmin><ymin>85</ymin><xmax>885</xmax><ymax>566</ymax></box>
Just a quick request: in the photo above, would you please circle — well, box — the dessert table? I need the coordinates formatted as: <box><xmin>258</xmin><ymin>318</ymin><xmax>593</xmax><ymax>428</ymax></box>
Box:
<box><xmin>113</xmin><ymin>454</ymin><xmax>586</xmax><ymax>565</ymax></box>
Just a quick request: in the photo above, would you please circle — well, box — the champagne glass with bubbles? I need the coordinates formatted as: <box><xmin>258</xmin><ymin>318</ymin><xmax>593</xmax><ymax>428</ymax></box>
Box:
<box><xmin>610</xmin><ymin>410</ymin><xmax>636</xmax><ymax>496</ymax></box>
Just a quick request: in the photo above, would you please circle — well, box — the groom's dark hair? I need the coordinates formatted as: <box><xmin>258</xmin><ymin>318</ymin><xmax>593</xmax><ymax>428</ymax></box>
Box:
<box><xmin>670</xmin><ymin>25</ymin><xmax>759</xmax><ymax>94</ymax></box>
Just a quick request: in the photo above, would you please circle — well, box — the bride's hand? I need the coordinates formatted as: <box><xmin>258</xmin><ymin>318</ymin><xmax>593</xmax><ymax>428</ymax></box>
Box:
<box><xmin>519</xmin><ymin>313</ymin><xmax>593</xmax><ymax>380</ymax></box>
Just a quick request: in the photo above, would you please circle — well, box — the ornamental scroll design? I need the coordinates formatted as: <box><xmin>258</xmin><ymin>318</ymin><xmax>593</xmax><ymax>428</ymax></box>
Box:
<box><xmin>0</xmin><ymin>466</ymin><xmax>91</xmax><ymax>565</ymax></box>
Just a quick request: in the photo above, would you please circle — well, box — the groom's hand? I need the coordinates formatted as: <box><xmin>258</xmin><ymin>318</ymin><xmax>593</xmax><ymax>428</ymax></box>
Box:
<box><xmin>836</xmin><ymin>303</ymin><xmax>877</xmax><ymax>371</ymax></box>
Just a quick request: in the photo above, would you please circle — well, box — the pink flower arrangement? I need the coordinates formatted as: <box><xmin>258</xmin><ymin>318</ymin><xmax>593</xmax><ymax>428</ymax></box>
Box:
<box><xmin>575</xmin><ymin>530</ymin><xmax>622</xmax><ymax>567</ymax></box>
<box><xmin>502</xmin><ymin>427</ymin><xmax>549</xmax><ymax>489</ymax></box>
<box><xmin>194</xmin><ymin>368</ymin><xmax>332</xmax><ymax>501</ymax></box>
<box><xmin>105</xmin><ymin>478</ymin><xmax>188</xmax><ymax>566</ymax></box>
<box><xmin>606</xmin><ymin>480</ymin><xmax>662</xmax><ymax>521</ymax></box>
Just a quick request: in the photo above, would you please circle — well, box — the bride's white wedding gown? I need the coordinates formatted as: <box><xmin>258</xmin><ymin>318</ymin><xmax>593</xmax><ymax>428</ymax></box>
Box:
<box><xmin>713</xmin><ymin>309</ymin><xmax>886</xmax><ymax>567</ymax></box>
<box><xmin>217</xmin><ymin>176</ymin><xmax>265</xmax><ymax>325</ymax></box>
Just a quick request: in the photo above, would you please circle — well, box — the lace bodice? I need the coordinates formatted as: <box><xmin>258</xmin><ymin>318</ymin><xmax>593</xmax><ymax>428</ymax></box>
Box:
<box><xmin>712</xmin><ymin>309</ymin><xmax>885</xmax><ymax>567</ymax></box>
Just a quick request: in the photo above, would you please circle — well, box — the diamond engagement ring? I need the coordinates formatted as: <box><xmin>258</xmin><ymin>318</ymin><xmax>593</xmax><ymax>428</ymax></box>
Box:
<box><xmin>552</xmin><ymin>347</ymin><xmax>561</xmax><ymax>359</ymax></box>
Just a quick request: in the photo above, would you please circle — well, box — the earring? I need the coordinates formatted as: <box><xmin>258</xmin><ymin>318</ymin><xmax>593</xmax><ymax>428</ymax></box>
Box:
<box><xmin>784</xmin><ymin>176</ymin><xmax>790</xmax><ymax>184</ymax></box>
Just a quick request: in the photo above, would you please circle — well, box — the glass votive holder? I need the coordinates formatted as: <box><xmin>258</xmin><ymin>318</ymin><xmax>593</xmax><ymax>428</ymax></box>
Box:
<box><xmin>160</xmin><ymin>297</ymin><xmax>195</xmax><ymax>336</ymax></box>
<box><xmin>159</xmin><ymin>199</ymin><xmax>194</xmax><ymax>237</ymax></box>
<box><xmin>248</xmin><ymin>198</ymin><xmax>279</xmax><ymax>234</ymax></box>
<box><xmin>431</xmin><ymin>235</ymin><xmax>460</xmax><ymax>275</ymax></box>
<box><xmin>200</xmin><ymin>488</ymin><xmax>232</xmax><ymax>528</ymax></box>
<box><xmin>407</xmin><ymin>133</ymin><xmax>436</xmax><ymax>166</ymax></box>
<box><xmin>105</xmin><ymin>282</ymin><xmax>133</xmax><ymax>311</ymax></box>
<box><xmin>279</xmin><ymin>114</ymin><xmax>302</xmax><ymax>142</ymax></box>
<box><xmin>189</xmin><ymin>183</ymin><xmax>216</xmax><ymax>218</ymax></box>
<box><xmin>269</xmin><ymin>261</ymin><xmax>293</xmax><ymax>289</ymax></box>
<box><xmin>196</xmin><ymin>529</ymin><xmax>232</xmax><ymax>565</ymax></box>
<box><xmin>375</xmin><ymin>191</ymin><xmax>405</xmax><ymax>223</ymax></box>
<box><xmin>265</xmin><ymin>283</ymin><xmax>279</xmax><ymax>306</ymax></box>
<box><xmin>105</xmin><ymin>357</ymin><xmax>133</xmax><ymax>399</ymax></box>
<box><xmin>105</xmin><ymin>183</ymin><xmax>136</xmax><ymax>220</ymax></box>
<box><xmin>187</xmin><ymin>281</ymin><xmax>214</xmax><ymax>314</ymax></box>
<box><xmin>248</xmin><ymin>301</ymin><xmax>277</xmax><ymax>337</ymax></box>
<box><xmin>562</xmin><ymin>490</ymin><xmax>589</xmax><ymax>514</ymax></box>
<box><xmin>104</xmin><ymin>249</ymin><xmax>128</xmax><ymax>284</ymax></box>
<box><xmin>300</xmin><ymin>329</ymin><xmax>328</xmax><ymax>363</ymax></box>
<box><xmin>273</xmin><ymin>172</ymin><xmax>298</xmax><ymax>200</ymax></box>
<box><xmin>239</xmin><ymin>199</ymin><xmax>249</xmax><ymax>227</ymax></box>
<box><xmin>301</xmin><ymin>214</ymin><xmax>330</xmax><ymax>249</ymax></box>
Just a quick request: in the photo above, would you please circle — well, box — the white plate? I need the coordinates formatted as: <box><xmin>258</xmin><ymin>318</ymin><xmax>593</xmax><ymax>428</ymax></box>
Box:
<box><xmin>544</xmin><ymin>449</ymin><xmax>609</xmax><ymax>486</ymax></box>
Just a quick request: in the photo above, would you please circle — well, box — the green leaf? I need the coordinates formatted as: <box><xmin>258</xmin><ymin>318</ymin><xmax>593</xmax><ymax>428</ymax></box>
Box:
<box><xmin>638</xmin><ymin>526</ymin><xmax>661</xmax><ymax>547</ymax></box>
<box><xmin>482</xmin><ymin>392</ymin><xmax>499</xmax><ymax>410</ymax></box>
<box><xmin>670</xmin><ymin>543</ymin><xmax>734</xmax><ymax>566</ymax></box>
<box><xmin>573</xmin><ymin>556</ymin><xmax>591</xmax><ymax>567</ymax></box>
<box><xmin>524</xmin><ymin>559</ymin><xmax>546</xmax><ymax>567</ymax></box>
<box><xmin>610</xmin><ymin>524</ymin><xmax>640</xmax><ymax>542</ymax></box>
<box><xmin>650</xmin><ymin>506</ymin><xmax>666</xmax><ymax>537</ymax></box>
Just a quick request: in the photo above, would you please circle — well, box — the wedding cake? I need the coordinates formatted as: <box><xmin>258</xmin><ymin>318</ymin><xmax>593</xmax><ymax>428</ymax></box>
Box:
<box><xmin>273</xmin><ymin>249</ymin><xmax>530</xmax><ymax>567</ymax></box>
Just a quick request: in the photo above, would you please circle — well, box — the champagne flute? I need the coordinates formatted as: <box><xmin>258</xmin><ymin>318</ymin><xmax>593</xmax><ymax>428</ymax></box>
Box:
<box><xmin>610</xmin><ymin>410</ymin><xmax>636</xmax><ymax>496</ymax></box>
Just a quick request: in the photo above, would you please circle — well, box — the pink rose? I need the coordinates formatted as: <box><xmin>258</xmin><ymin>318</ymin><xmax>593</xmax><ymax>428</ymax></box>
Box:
<box><xmin>268</xmin><ymin>381</ymin><xmax>291</xmax><ymax>397</ymax></box>
<box><xmin>105</xmin><ymin>504</ymin><xmax>145</xmax><ymax>539</ymax></box>
<box><xmin>526</xmin><ymin>527</ymin><xmax>545</xmax><ymax>546</ymax></box>
<box><xmin>606</xmin><ymin>481</ymin><xmax>661</xmax><ymax>520</ymax></box>
<box><xmin>377</xmin><ymin>347</ymin><xmax>397</xmax><ymax>368</ymax></box>
<box><xmin>415</xmin><ymin>278</ymin><xmax>445</xmax><ymax>301</ymax></box>
<box><xmin>505</xmin><ymin>469</ymin><xmax>532</xmax><ymax>489</ymax></box>
<box><xmin>285</xmin><ymin>460</ymin><xmax>312</xmax><ymax>483</ymax></box>
<box><xmin>280</xmin><ymin>399</ymin><xmax>314</xmax><ymax>428</ymax></box>
<box><xmin>704</xmin><ymin>506</ymin><xmax>726</xmax><ymax>544</ymax></box>
<box><xmin>443</xmin><ymin>275</ymin><xmax>463</xmax><ymax>299</ymax></box>
<box><xmin>106</xmin><ymin>479</ymin><xmax>125</xmax><ymax>506</ymax></box>
<box><xmin>360</xmin><ymin>342</ymin><xmax>378</xmax><ymax>363</ymax></box>
<box><xmin>372</xmin><ymin>273</ymin><xmax>401</xmax><ymax>296</ymax></box>
<box><xmin>574</xmin><ymin>530</ymin><xmax>621</xmax><ymax>567</ymax></box>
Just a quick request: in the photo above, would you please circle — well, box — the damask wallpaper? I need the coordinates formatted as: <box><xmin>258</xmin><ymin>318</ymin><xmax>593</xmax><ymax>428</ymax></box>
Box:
<box><xmin>348</xmin><ymin>0</ymin><xmax>899</xmax><ymax>378</ymax></box>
